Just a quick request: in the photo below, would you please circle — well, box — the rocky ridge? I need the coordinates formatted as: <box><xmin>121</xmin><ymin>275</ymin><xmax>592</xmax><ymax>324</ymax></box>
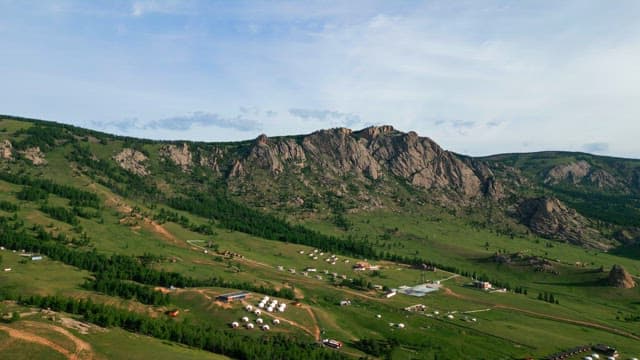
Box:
<box><xmin>232</xmin><ymin>126</ymin><xmax>501</xmax><ymax>201</ymax></box>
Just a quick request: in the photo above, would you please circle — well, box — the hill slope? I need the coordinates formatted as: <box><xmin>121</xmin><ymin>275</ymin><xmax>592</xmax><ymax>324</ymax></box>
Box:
<box><xmin>1</xmin><ymin>115</ymin><xmax>640</xmax><ymax>360</ymax></box>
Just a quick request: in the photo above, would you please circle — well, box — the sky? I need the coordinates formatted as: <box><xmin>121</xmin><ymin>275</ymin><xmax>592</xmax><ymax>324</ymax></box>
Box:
<box><xmin>1</xmin><ymin>0</ymin><xmax>639</xmax><ymax>158</ymax></box>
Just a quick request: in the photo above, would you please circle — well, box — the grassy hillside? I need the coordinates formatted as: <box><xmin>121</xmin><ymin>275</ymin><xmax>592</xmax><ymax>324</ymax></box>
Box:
<box><xmin>1</xmin><ymin>116</ymin><xmax>639</xmax><ymax>360</ymax></box>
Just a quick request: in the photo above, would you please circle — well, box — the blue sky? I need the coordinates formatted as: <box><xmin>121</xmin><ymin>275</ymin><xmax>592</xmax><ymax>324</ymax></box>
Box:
<box><xmin>1</xmin><ymin>1</ymin><xmax>639</xmax><ymax>157</ymax></box>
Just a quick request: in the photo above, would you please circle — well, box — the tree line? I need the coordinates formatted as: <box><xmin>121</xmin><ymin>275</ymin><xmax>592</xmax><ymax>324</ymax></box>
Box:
<box><xmin>167</xmin><ymin>194</ymin><xmax>378</xmax><ymax>259</ymax></box>
<box><xmin>0</xmin><ymin>200</ymin><xmax>18</xmax><ymax>212</ymax></box>
<box><xmin>82</xmin><ymin>276</ymin><xmax>170</xmax><ymax>306</ymax></box>
<box><xmin>153</xmin><ymin>208</ymin><xmax>215</xmax><ymax>236</ymax></box>
<box><xmin>0</xmin><ymin>171</ymin><xmax>101</xmax><ymax>208</ymax></box>
<box><xmin>0</xmin><ymin>223</ymin><xmax>295</xmax><ymax>299</ymax></box>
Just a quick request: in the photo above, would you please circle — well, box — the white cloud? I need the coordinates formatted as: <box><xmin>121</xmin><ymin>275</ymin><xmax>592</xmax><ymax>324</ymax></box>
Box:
<box><xmin>131</xmin><ymin>0</ymin><xmax>189</xmax><ymax>17</ymax></box>
<box><xmin>1</xmin><ymin>1</ymin><xmax>639</xmax><ymax>157</ymax></box>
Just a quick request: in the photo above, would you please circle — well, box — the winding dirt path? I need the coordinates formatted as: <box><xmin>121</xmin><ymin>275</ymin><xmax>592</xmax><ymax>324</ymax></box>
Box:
<box><xmin>27</xmin><ymin>321</ymin><xmax>94</xmax><ymax>360</ymax></box>
<box><xmin>145</xmin><ymin>219</ymin><xmax>182</xmax><ymax>246</ymax></box>
<box><xmin>304</xmin><ymin>307</ymin><xmax>321</xmax><ymax>341</ymax></box>
<box><xmin>0</xmin><ymin>321</ymin><xmax>95</xmax><ymax>360</ymax></box>
<box><xmin>0</xmin><ymin>324</ymin><xmax>73</xmax><ymax>359</ymax></box>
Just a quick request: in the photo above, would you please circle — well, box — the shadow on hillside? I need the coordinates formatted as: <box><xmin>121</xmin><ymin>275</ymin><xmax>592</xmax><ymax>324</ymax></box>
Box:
<box><xmin>533</xmin><ymin>278</ymin><xmax>607</xmax><ymax>287</ymax></box>
<box><xmin>609</xmin><ymin>244</ymin><xmax>640</xmax><ymax>261</ymax></box>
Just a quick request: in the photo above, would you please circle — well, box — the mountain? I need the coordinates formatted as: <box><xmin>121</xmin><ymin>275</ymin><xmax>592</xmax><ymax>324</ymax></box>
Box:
<box><xmin>2</xmin><ymin>115</ymin><xmax>639</xmax><ymax>251</ymax></box>
<box><xmin>2</xmin><ymin>115</ymin><xmax>640</xmax><ymax>360</ymax></box>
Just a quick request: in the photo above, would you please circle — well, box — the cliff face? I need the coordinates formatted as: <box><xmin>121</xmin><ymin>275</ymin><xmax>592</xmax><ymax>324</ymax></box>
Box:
<box><xmin>160</xmin><ymin>143</ymin><xmax>192</xmax><ymax>172</ymax></box>
<box><xmin>231</xmin><ymin>126</ymin><xmax>498</xmax><ymax>201</ymax></box>
<box><xmin>367</xmin><ymin>130</ymin><xmax>482</xmax><ymax>196</ymax></box>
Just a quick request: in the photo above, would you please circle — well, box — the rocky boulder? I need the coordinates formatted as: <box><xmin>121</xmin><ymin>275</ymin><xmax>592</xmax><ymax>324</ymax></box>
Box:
<box><xmin>20</xmin><ymin>147</ymin><xmax>47</xmax><ymax>165</ymax></box>
<box><xmin>114</xmin><ymin>148</ymin><xmax>150</xmax><ymax>176</ymax></box>
<box><xmin>0</xmin><ymin>140</ymin><xmax>13</xmax><ymax>160</ymax></box>
<box><xmin>516</xmin><ymin>197</ymin><xmax>606</xmax><ymax>249</ymax></box>
<box><xmin>607</xmin><ymin>265</ymin><xmax>636</xmax><ymax>288</ymax></box>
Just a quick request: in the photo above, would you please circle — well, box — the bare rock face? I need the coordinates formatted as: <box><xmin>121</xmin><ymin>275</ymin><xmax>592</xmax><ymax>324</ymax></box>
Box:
<box><xmin>199</xmin><ymin>147</ymin><xmax>225</xmax><ymax>173</ymax></box>
<box><xmin>545</xmin><ymin>161</ymin><xmax>591</xmax><ymax>184</ymax></box>
<box><xmin>367</xmin><ymin>130</ymin><xmax>482</xmax><ymax>197</ymax></box>
<box><xmin>160</xmin><ymin>143</ymin><xmax>192</xmax><ymax>172</ymax></box>
<box><xmin>302</xmin><ymin>128</ymin><xmax>381</xmax><ymax>180</ymax></box>
<box><xmin>517</xmin><ymin>197</ymin><xmax>606</xmax><ymax>249</ymax></box>
<box><xmin>588</xmin><ymin>169</ymin><xmax>618</xmax><ymax>189</ymax></box>
<box><xmin>228</xmin><ymin>126</ymin><xmax>501</xmax><ymax>202</ymax></box>
<box><xmin>230</xmin><ymin>135</ymin><xmax>306</xmax><ymax>176</ymax></box>
<box><xmin>545</xmin><ymin>161</ymin><xmax>618</xmax><ymax>189</ymax></box>
<box><xmin>20</xmin><ymin>147</ymin><xmax>47</xmax><ymax>166</ymax></box>
<box><xmin>608</xmin><ymin>265</ymin><xmax>636</xmax><ymax>288</ymax></box>
<box><xmin>274</xmin><ymin>139</ymin><xmax>306</xmax><ymax>165</ymax></box>
<box><xmin>247</xmin><ymin>134</ymin><xmax>285</xmax><ymax>174</ymax></box>
<box><xmin>230</xmin><ymin>159</ymin><xmax>245</xmax><ymax>177</ymax></box>
<box><xmin>358</xmin><ymin>125</ymin><xmax>396</xmax><ymax>141</ymax></box>
<box><xmin>483</xmin><ymin>177</ymin><xmax>505</xmax><ymax>199</ymax></box>
<box><xmin>114</xmin><ymin>148</ymin><xmax>149</xmax><ymax>176</ymax></box>
<box><xmin>0</xmin><ymin>140</ymin><xmax>13</xmax><ymax>160</ymax></box>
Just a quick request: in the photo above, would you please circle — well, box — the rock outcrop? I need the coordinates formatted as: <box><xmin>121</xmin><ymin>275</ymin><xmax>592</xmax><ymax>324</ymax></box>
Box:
<box><xmin>199</xmin><ymin>147</ymin><xmax>225</xmax><ymax>173</ymax></box>
<box><xmin>545</xmin><ymin>161</ymin><xmax>619</xmax><ymax>189</ymax></box>
<box><xmin>607</xmin><ymin>265</ymin><xmax>636</xmax><ymax>288</ymax></box>
<box><xmin>229</xmin><ymin>135</ymin><xmax>306</xmax><ymax>176</ymax></box>
<box><xmin>160</xmin><ymin>143</ymin><xmax>192</xmax><ymax>172</ymax></box>
<box><xmin>545</xmin><ymin>161</ymin><xmax>591</xmax><ymax>184</ymax></box>
<box><xmin>0</xmin><ymin>140</ymin><xmax>13</xmax><ymax>160</ymax></box>
<box><xmin>366</xmin><ymin>129</ymin><xmax>482</xmax><ymax>197</ymax></box>
<box><xmin>588</xmin><ymin>169</ymin><xmax>618</xmax><ymax>189</ymax></box>
<box><xmin>114</xmin><ymin>148</ymin><xmax>150</xmax><ymax>176</ymax></box>
<box><xmin>20</xmin><ymin>147</ymin><xmax>47</xmax><ymax>165</ymax></box>
<box><xmin>516</xmin><ymin>197</ymin><xmax>605</xmax><ymax>249</ymax></box>
<box><xmin>302</xmin><ymin>128</ymin><xmax>381</xmax><ymax>180</ymax></box>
